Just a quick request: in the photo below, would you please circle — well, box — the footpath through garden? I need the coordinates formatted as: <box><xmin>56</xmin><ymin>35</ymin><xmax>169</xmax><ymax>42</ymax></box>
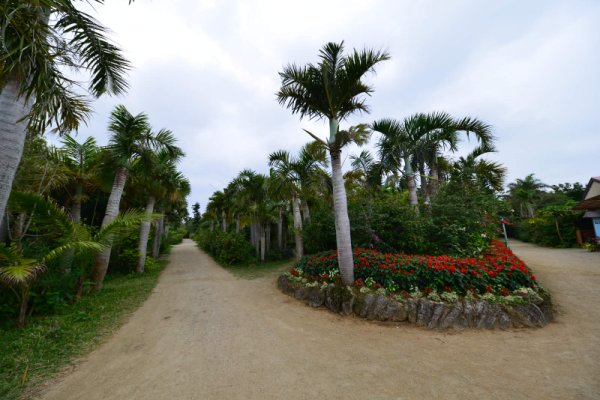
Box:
<box><xmin>37</xmin><ymin>239</ymin><xmax>600</xmax><ymax>400</ymax></box>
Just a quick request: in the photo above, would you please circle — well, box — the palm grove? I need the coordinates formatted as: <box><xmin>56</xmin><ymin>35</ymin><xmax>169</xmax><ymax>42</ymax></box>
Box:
<box><xmin>0</xmin><ymin>1</ymin><xmax>189</xmax><ymax>327</ymax></box>
<box><xmin>196</xmin><ymin>41</ymin><xmax>513</xmax><ymax>286</ymax></box>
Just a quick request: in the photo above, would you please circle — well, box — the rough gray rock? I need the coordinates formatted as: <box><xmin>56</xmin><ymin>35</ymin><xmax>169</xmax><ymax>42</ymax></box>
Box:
<box><xmin>439</xmin><ymin>301</ymin><xmax>463</xmax><ymax>330</ymax></box>
<box><xmin>294</xmin><ymin>285</ymin><xmax>308</xmax><ymax>301</ymax></box>
<box><xmin>406</xmin><ymin>298</ymin><xmax>417</xmax><ymax>323</ymax></box>
<box><xmin>463</xmin><ymin>301</ymin><xmax>476</xmax><ymax>327</ymax></box>
<box><xmin>341</xmin><ymin>297</ymin><xmax>354</xmax><ymax>316</ymax></box>
<box><xmin>416</xmin><ymin>299</ymin><xmax>433</xmax><ymax>327</ymax></box>
<box><xmin>306</xmin><ymin>287</ymin><xmax>325</xmax><ymax>308</ymax></box>
<box><xmin>371</xmin><ymin>295</ymin><xmax>389</xmax><ymax>321</ymax></box>
<box><xmin>511</xmin><ymin>304</ymin><xmax>546</xmax><ymax>327</ymax></box>
<box><xmin>389</xmin><ymin>301</ymin><xmax>408</xmax><ymax>322</ymax></box>
<box><xmin>427</xmin><ymin>302</ymin><xmax>446</xmax><ymax>329</ymax></box>
<box><xmin>474</xmin><ymin>300</ymin><xmax>490</xmax><ymax>329</ymax></box>
<box><xmin>324</xmin><ymin>286</ymin><xmax>342</xmax><ymax>313</ymax></box>
<box><xmin>354</xmin><ymin>293</ymin><xmax>376</xmax><ymax>318</ymax></box>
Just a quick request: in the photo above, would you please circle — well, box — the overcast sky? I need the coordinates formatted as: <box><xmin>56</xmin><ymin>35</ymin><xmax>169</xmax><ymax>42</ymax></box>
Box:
<box><xmin>71</xmin><ymin>0</ymin><xmax>599</xmax><ymax>212</ymax></box>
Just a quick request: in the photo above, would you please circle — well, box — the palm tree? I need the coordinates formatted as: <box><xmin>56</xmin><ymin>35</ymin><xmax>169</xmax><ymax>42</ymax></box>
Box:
<box><xmin>0</xmin><ymin>1</ymin><xmax>130</xmax><ymax>226</ymax></box>
<box><xmin>132</xmin><ymin>141</ymin><xmax>184</xmax><ymax>273</ymax></box>
<box><xmin>60</xmin><ymin>135</ymin><xmax>101</xmax><ymax>223</ymax></box>
<box><xmin>451</xmin><ymin>143</ymin><xmax>506</xmax><ymax>193</ymax></box>
<box><xmin>91</xmin><ymin>105</ymin><xmax>179</xmax><ymax>291</ymax></box>
<box><xmin>277</xmin><ymin>41</ymin><xmax>389</xmax><ymax>285</ymax></box>
<box><xmin>508</xmin><ymin>174</ymin><xmax>547</xmax><ymax>218</ymax></box>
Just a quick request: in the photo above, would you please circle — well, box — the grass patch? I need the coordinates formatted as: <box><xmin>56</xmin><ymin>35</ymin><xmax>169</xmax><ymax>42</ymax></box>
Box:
<box><xmin>224</xmin><ymin>258</ymin><xmax>293</xmax><ymax>280</ymax></box>
<box><xmin>0</xmin><ymin>259</ymin><xmax>167</xmax><ymax>400</ymax></box>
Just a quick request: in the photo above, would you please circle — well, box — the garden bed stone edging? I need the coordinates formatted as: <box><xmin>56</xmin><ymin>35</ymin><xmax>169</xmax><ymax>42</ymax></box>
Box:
<box><xmin>277</xmin><ymin>275</ymin><xmax>553</xmax><ymax>330</ymax></box>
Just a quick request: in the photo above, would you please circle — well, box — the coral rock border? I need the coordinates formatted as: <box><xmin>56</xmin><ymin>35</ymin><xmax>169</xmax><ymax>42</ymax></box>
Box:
<box><xmin>277</xmin><ymin>275</ymin><xmax>553</xmax><ymax>330</ymax></box>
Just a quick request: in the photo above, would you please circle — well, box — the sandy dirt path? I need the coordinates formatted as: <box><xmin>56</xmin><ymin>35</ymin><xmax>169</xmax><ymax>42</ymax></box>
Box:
<box><xmin>37</xmin><ymin>239</ymin><xmax>600</xmax><ymax>400</ymax></box>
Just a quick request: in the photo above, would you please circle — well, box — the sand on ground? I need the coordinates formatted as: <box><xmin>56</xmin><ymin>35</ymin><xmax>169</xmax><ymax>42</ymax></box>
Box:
<box><xmin>36</xmin><ymin>239</ymin><xmax>600</xmax><ymax>400</ymax></box>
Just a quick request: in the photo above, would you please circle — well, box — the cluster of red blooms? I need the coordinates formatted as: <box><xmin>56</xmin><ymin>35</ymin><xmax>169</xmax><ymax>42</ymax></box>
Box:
<box><xmin>294</xmin><ymin>240</ymin><xmax>537</xmax><ymax>294</ymax></box>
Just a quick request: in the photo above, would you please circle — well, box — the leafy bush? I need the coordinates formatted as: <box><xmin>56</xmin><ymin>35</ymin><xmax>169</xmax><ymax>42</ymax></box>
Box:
<box><xmin>194</xmin><ymin>230</ymin><xmax>254</xmax><ymax>265</ymax></box>
<box><xmin>294</xmin><ymin>240</ymin><xmax>537</xmax><ymax>295</ymax></box>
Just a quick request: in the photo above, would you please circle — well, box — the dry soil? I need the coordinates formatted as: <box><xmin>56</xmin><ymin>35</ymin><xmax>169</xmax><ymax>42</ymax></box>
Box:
<box><xmin>36</xmin><ymin>239</ymin><xmax>600</xmax><ymax>400</ymax></box>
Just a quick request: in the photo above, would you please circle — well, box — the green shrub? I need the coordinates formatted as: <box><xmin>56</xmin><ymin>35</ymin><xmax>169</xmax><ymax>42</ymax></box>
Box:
<box><xmin>195</xmin><ymin>230</ymin><xmax>255</xmax><ymax>265</ymax></box>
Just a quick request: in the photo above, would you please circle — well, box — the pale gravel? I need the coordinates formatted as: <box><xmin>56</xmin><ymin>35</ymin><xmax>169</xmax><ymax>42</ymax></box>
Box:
<box><xmin>35</xmin><ymin>239</ymin><xmax>600</xmax><ymax>400</ymax></box>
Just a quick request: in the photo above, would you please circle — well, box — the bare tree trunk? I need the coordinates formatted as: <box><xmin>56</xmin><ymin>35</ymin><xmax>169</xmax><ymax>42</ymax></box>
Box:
<box><xmin>221</xmin><ymin>210</ymin><xmax>227</xmax><ymax>232</ymax></box>
<box><xmin>292</xmin><ymin>192</ymin><xmax>304</xmax><ymax>260</ymax></box>
<box><xmin>0</xmin><ymin>213</ymin><xmax>8</xmax><ymax>244</ymax></box>
<box><xmin>330</xmin><ymin>145</ymin><xmax>354</xmax><ymax>285</ymax></box>
<box><xmin>236</xmin><ymin>215</ymin><xmax>240</xmax><ymax>233</ymax></box>
<box><xmin>92</xmin><ymin>166</ymin><xmax>128</xmax><ymax>291</ymax></box>
<box><xmin>137</xmin><ymin>195</ymin><xmax>156</xmax><ymax>273</ymax></box>
<box><xmin>277</xmin><ymin>207</ymin><xmax>283</xmax><ymax>251</ymax></box>
<box><xmin>253</xmin><ymin>223</ymin><xmax>260</xmax><ymax>258</ymax></box>
<box><xmin>429</xmin><ymin>164</ymin><xmax>440</xmax><ymax>199</ymax></box>
<box><xmin>301</xmin><ymin>199</ymin><xmax>311</xmax><ymax>224</ymax></box>
<box><xmin>0</xmin><ymin>79</ymin><xmax>29</xmax><ymax>223</ymax></box>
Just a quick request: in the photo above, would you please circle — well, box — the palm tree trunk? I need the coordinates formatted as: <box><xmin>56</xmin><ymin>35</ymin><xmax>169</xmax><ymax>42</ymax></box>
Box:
<box><xmin>330</xmin><ymin>146</ymin><xmax>354</xmax><ymax>285</ymax></box>
<box><xmin>301</xmin><ymin>199</ymin><xmax>311</xmax><ymax>223</ymax></box>
<box><xmin>277</xmin><ymin>207</ymin><xmax>283</xmax><ymax>251</ymax></box>
<box><xmin>221</xmin><ymin>210</ymin><xmax>227</xmax><ymax>232</ymax></box>
<box><xmin>152</xmin><ymin>214</ymin><xmax>164</xmax><ymax>259</ymax></box>
<box><xmin>405</xmin><ymin>158</ymin><xmax>419</xmax><ymax>214</ymax></box>
<box><xmin>236</xmin><ymin>215</ymin><xmax>240</xmax><ymax>233</ymax></box>
<box><xmin>429</xmin><ymin>164</ymin><xmax>440</xmax><ymax>198</ymax></box>
<box><xmin>0</xmin><ymin>79</ymin><xmax>29</xmax><ymax>223</ymax></box>
<box><xmin>17</xmin><ymin>287</ymin><xmax>30</xmax><ymax>329</ymax></box>
<box><xmin>265</xmin><ymin>224</ymin><xmax>271</xmax><ymax>254</ymax></box>
<box><xmin>92</xmin><ymin>166</ymin><xmax>128</xmax><ymax>291</ymax></box>
<box><xmin>292</xmin><ymin>192</ymin><xmax>304</xmax><ymax>260</ymax></box>
<box><xmin>260</xmin><ymin>224</ymin><xmax>266</xmax><ymax>262</ymax></box>
<box><xmin>71</xmin><ymin>184</ymin><xmax>83</xmax><ymax>223</ymax></box>
<box><xmin>136</xmin><ymin>195</ymin><xmax>156</xmax><ymax>273</ymax></box>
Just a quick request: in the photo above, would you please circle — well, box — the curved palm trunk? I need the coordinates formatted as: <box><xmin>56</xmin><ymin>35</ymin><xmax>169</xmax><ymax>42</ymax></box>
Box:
<box><xmin>136</xmin><ymin>195</ymin><xmax>156</xmax><ymax>273</ymax></box>
<box><xmin>330</xmin><ymin>147</ymin><xmax>354</xmax><ymax>285</ymax></box>
<box><xmin>292</xmin><ymin>192</ymin><xmax>304</xmax><ymax>260</ymax></box>
<box><xmin>91</xmin><ymin>166</ymin><xmax>128</xmax><ymax>291</ymax></box>
<box><xmin>0</xmin><ymin>80</ymin><xmax>29</xmax><ymax>221</ymax></box>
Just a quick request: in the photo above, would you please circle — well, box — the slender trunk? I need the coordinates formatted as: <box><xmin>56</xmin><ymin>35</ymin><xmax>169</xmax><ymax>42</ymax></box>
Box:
<box><xmin>74</xmin><ymin>275</ymin><xmax>85</xmax><ymax>301</ymax></box>
<box><xmin>277</xmin><ymin>207</ymin><xmax>283</xmax><ymax>251</ymax></box>
<box><xmin>222</xmin><ymin>210</ymin><xmax>227</xmax><ymax>232</ymax></box>
<box><xmin>137</xmin><ymin>195</ymin><xmax>156</xmax><ymax>273</ymax></box>
<box><xmin>0</xmin><ymin>213</ymin><xmax>7</xmax><ymax>244</ymax></box>
<box><xmin>12</xmin><ymin>213</ymin><xmax>26</xmax><ymax>242</ymax></box>
<box><xmin>236</xmin><ymin>215</ymin><xmax>240</xmax><ymax>233</ymax></box>
<box><xmin>292</xmin><ymin>192</ymin><xmax>304</xmax><ymax>260</ymax></box>
<box><xmin>260</xmin><ymin>224</ymin><xmax>266</xmax><ymax>262</ymax></box>
<box><xmin>429</xmin><ymin>164</ymin><xmax>440</xmax><ymax>198</ymax></box>
<box><xmin>92</xmin><ymin>166</ymin><xmax>128</xmax><ymax>291</ymax></box>
<box><xmin>152</xmin><ymin>214</ymin><xmax>164</xmax><ymax>258</ymax></box>
<box><xmin>210</xmin><ymin>221</ymin><xmax>214</xmax><ymax>231</ymax></box>
<box><xmin>405</xmin><ymin>157</ymin><xmax>419</xmax><ymax>214</ymax></box>
<box><xmin>301</xmin><ymin>199</ymin><xmax>311</xmax><ymax>224</ymax></box>
<box><xmin>71</xmin><ymin>184</ymin><xmax>83</xmax><ymax>223</ymax></box>
<box><xmin>253</xmin><ymin>223</ymin><xmax>260</xmax><ymax>258</ymax></box>
<box><xmin>330</xmin><ymin>144</ymin><xmax>354</xmax><ymax>285</ymax></box>
<box><xmin>418</xmin><ymin>164</ymin><xmax>426</xmax><ymax>198</ymax></box>
<box><xmin>265</xmin><ymin>224</ymin><xmax>271</xmax><ymax>254</ymax></box>
<box><xmin>0</xmin><ymin>79</ymin><xmax>29</xmax><ymax>222</ymax></box>
<box><xmin>17</xmin><ymin>287</ymin><xmax>29</xmax><ymax>328</ymax></box>
<box><xmin>555</xmin><ymin>218</ymin><xmax>564</xmax><ymax>243</ymax></box>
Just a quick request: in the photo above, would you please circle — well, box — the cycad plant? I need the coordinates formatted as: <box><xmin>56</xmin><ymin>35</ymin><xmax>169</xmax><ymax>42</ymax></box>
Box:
<box><xmin>1</xmin><ymin>192</ymin><xmax>143</xmax><ymax>327</ymax></box>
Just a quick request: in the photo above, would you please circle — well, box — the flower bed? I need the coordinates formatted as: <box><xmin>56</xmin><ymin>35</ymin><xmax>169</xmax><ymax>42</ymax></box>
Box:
<box><xmin>295</xmin><ymin>240</ymin><xmax>537</xmax><ymax>296</ymax></box>
<box><xmin>278</xmin><ymin>240</ymin><xmax>553</xmax><ymax>330</ymax></box>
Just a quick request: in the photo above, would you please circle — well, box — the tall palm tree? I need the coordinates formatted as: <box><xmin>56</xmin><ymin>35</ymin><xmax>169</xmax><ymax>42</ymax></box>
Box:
<box><xmin>0</xmin><ymin>1</ymin><xmax>130</xmax><ymax>225</ymax></box>
<box><xmin>132</xmin><ymin>141</ymin><xmax>184</xmax><ymax>273</ymax></box>
<box><xmin>277</xmin><ymin>41</ymin><xmax>389</xmax><ymax>285</ymax></box>
<box><xmin>91</xmin><ymin>105</ymin><xmax>179</xmax><ymax>291</ymax></box>
<box><xmin>60</xmin><ymin>135</ymin><xmax>101</xmax><ymax>223</ymax></box>
<box><xmin>451</xmin><ymin>143</ymin><xmax>506</xmax><ymax>193</ymax></box>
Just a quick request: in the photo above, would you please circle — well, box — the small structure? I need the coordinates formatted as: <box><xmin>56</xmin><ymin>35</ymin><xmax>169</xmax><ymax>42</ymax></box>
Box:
<box><xmin>574</xmin><ymin>176</ymin><xmax>600</xmax><ymax>241</ymax></box>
